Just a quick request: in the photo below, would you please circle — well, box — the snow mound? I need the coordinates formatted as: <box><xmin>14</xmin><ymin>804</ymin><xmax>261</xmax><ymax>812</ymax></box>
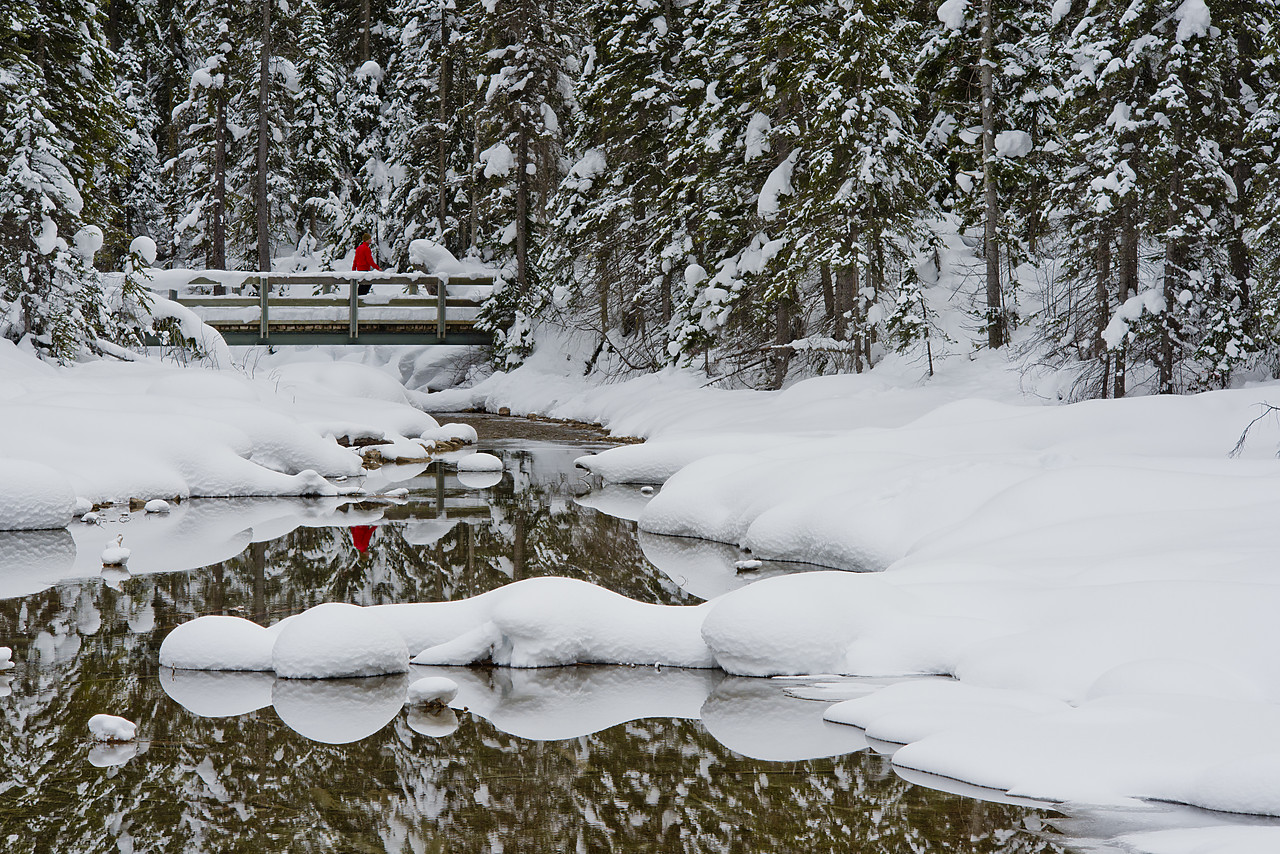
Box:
<box><xmin>456</xmin><ymin>452</ymin><xmax>503</xmax><ymax>472</ymax></box>
<box><xmin>88</xmin><ymin>714</ymin><xmax>136</xmax><ymax>742</ymax></box>
<box><xmin>0</xmin><ymin>460</ymin><xmax>75</xmax><ymax>531</ymax></box>
<box><xmin>0</xmin><ymin>647</ymin><xmax>12</xmax><ymax>671</ymax></box>
<box><xmin>272</xmin><ymin>602</ymin><xmax>410</xmax><ymax>679</ymax></box>
<box><xmin>407</xmin><ymin>676</ymin><xmax>459</xmax><ymax>706</ymax></box>
<box><xmin>421</xmin><ymin>423</ymin><xmax>478</xmax><ymax>445</ymax></box>
<box><xmin>1185</xmin><ymin>754</ymin><xmax>1280</xmax><ymax>816</ymax></box>
<box><xmin>144</xmin><ymin>499</ymin><xmax>171</xmax><ymax>514</ymax></box>
<box><xmin>159</xmin><ymin>615</ymin><xmax>282</xmax><ymax>672</ymax></box>
<box><xmin>408</xmin><ymin>239</ymin><xmax>466</xmax><ymax>275</ymax></box>
<box><xmin>410</xmin><ymin>577</ymin><xmax>715</xmax><ymax>669</ymax></box>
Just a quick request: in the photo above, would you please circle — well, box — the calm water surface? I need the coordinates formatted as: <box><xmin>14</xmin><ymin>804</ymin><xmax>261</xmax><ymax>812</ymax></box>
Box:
<box><xmin>0</xmin><ymin>416</ymin><xmax>1072</xmax><ymax>853</ymax></box>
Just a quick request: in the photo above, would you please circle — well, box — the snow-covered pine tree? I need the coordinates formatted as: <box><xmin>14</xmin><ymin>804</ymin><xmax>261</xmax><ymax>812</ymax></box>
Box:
<box><xmin>384</xmin><ymin>0</ymin><xmax>478</xmax><ymax>265</ymax></box>
<box><xmin>917</xmin><ymin>0</ymin><xmax>1037</xmax><ymax>349</ymax></box>
<box><xmin>287</xmin><ymin>0</ymin><xmax>345</xmax><ymax>260</ymax></box>
<box><xmin>757</xmin><ymin>0</ymin><xmax>935</xmax><ymax>380</ymax></box>
<box><xmin>103</xmin><ymin>0</ymin><xmax>169</xmax><ymax>266</ymax></box>
<box><xmin>470</xmin><ymin>0</ymin><xmax>575</xmax><ymax>365</ymax></box>
<box><xmin>167</xmin><ymin>0</ymin><xmax>243</xmax><ymax>269</ymax></box>
<box><xmin>330</xmin><ymin>57</ymin><xmax>389</xmax><ymax>269</ymax></box>
<box><xmin>1245</xmin><ymin>3</ymin><xmax>1280</xmax><ymax>366</ymax></box>
<box><xmin>0</xmin><ymin>0</ymin><xmax>131</xmax><ymax>361</ymax></box>
<box><xmin>543</xmin><ymin>0</ymin><xmax>687</xmax><ymax>369</ymax></box>
<box><xmin>236</xmin><ymin>0</ymin><xmax>301</xmax><ymax>272</ymax></box>
<box><xmin>657</xmin><ymin>0</ymin><xmax>779</xmax><ymax>374</ymax></box>
<box><xmin>1054</xmin><ymin>0</ymin><xmax>1261</xmax><ymax>394</ymax></box>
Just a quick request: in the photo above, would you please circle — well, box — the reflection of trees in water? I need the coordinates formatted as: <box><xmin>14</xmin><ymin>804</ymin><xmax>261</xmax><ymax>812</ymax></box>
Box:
<box><xmin>0</xmin><ymin>594</ymin><xmax>1065</xmax><ymax>854</ymax></box>
<box><xmin>0</xmin><ymin>450</ymin><xmax>1068</xmax><ymax>852</ymax></box>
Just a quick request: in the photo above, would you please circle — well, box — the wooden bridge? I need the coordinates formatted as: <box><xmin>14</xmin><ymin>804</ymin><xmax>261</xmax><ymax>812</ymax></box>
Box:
<box><xmin>149</xmin><ymin>271</ymin><xmax>497</xmax><ymax>346</ymax></box>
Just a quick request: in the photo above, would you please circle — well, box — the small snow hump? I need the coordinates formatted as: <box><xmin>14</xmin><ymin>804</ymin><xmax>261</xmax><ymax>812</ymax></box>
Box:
<box><xmin>101</xmin><ymin>534</ymin><xmax>130</xmax><ymax>566</ymax></box>
<box><xmin>88</xmin><ymin>714</ymin><xmax>137</xmax><ymax>742</ymax></box>
<box><xmin>407</xmin><ymin>676</ymin><xmax>459</xmax><ymax>707</ymax></box>
<box><xmin>456</xmin><ymin>452</ymin><xmax>503</xmax><ymax>472</ymax></box>
<box><xmin>143</xmin><ymin>499</ymin><xmax>171</xmax><ymax>514</ymax></box>
<box><xmin>0</xmin><ymin>647</ymin><xmax>13</xmax><ymax>671</ymax></box>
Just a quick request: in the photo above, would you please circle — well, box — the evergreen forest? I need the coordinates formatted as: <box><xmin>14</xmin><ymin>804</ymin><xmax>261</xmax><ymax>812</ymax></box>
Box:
<box><xmin>3</xmin><ymin>0</ymin><xmax>1279</xmax><ymax>393</ymax></box>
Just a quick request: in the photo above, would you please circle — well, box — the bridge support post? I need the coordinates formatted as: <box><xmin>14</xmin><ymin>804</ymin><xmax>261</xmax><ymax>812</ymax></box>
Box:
<box><xmin>258</xmin><ymin>275</ymin><xmax>269</xmax><ymax>343</ymax></box>
<box><xmin>349</xmin><ymin>279</ymin><xmax>359</xmax><ymax>341</ymax></box>
<box><xmin>436</xmin><ymin>279</ymin><xmax>447</xmax><ymax>341</ymax></box>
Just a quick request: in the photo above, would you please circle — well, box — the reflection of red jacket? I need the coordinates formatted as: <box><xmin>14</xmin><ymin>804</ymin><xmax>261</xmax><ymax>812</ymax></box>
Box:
<box><xmin>353</xmin><ymin>241</ymin><xmax>380</xmax><ymax>272</ymax></box>
<box><xmin>350</xmin><ymin>525</ymin><xmax>376</xmax><ymax>553</ymax></box>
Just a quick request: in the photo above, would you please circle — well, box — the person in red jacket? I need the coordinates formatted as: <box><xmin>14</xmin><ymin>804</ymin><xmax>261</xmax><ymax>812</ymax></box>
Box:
<box><xmin>353</xmin><ymin>231</ymin><xmax>379</xmax><ymax>295</ymax></box>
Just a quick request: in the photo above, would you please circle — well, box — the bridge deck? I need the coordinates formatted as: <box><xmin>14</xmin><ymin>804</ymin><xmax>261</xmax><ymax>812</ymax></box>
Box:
<box><xmin>146</xmin><ymin>271</ymin><xmax>497</xmax><ymax>346</ymax></box>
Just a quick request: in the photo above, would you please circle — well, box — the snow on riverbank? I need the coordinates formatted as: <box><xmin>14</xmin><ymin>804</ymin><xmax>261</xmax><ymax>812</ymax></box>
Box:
<box><xmin>417</xmin><ymin>349</ymin><xmax>1280</xmax><ymax>820</ymax></box>
<box><xmin>157</xmin><ymin>340</ymin><xmax>1280</xmax><ymax>819</ymax></box>
<box><xmin>0</xmin><ymin>339</ymin><xmax>471</xmax><ymax>530</ymax></box>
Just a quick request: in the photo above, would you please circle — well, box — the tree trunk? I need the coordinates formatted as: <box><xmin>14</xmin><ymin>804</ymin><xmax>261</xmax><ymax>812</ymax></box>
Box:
<box><xmin>1159</xmin><ymin>159</ymin><xmax>1184</xmax><ymax>395</ymax></box>
<box><xmin>834</xmin><ymin>265</ymin><xmax>856</xmax><ymax>342</ymax></box>
<box><xmin>515</xmin><ymin>126</ymin><xmax>530</xmax><ymax>292</ymax></box>
<box><xmin>980</xmin><ymin>0</ymin><xmax>1004</xmax><ymax>348</ymax></box>
<box><xmin>772</xmin><ymin>289</ymin><xmax>793</xmax><ymax>389</ymax></box>
<box><xmin>360</xmin><ymin>0</ymin><xmax>371</xmax><ymax>64</ymax></box>
<box><xmin>660</xmin><ymin>271</ymin><xmax>671</xmax><ymax>323</ymax></box>
<box><xmin>1095</xmin><ymin>227</ymin><xmax>1113</xmax><ymax>397</ymax></box>
<box><xmin>437</xmin><ymin>9</ymin><xmax>451</xmax><ymax>241</ymax></box>
<box><xmin>820</xmin><ymin>262</ymin><xmax>834</xmax><ymax>319</ymax></box>
<box><xmin>255</xmin><ymin>0</ymin><xmax>272</xmax><ymax>273</ymax></box>
<box><xmin>1226</xmin><ymin>27</ymin><xmax>1256</xmax><ymax>335</ymax></box>
<box><xmin>1114</xmin><ymin>202</ymin><xmax>1137</xmax><ymax>398</ymax></box>
<box><xmin>469</xmin><ymin>121</ymin><xmax>480</xmax><ymax>253</ymax></box>
<box><xmin>211</xmin><ymin>89</ymin><xmax>227</xmax><ymax>270</ymax></box>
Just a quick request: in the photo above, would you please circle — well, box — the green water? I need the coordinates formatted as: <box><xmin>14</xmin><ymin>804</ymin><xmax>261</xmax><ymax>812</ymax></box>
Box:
<box><xmin>0</xmin><ymin>426</ymin><xmax>1070</xmax><ymax>853</ymax></box>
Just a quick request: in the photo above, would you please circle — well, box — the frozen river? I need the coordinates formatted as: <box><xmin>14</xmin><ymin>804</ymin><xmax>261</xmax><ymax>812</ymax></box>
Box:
<box><xmin>0</xmin><ymin>416</ymin><xmax>1074</xmax><ymax>852</ymax></box>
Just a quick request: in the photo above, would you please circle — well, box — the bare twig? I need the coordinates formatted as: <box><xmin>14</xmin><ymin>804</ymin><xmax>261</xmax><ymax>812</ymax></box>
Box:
<box><xmin>1229</xmin><ymin>403</ymin><xmax>1280</xmax><ymax>459</ymax></box>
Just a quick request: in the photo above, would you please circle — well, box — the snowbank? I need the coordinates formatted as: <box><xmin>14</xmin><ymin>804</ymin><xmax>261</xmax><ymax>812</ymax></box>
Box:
<box><xmin>0</xmin><ymin>339</ymin><xmax>454</xmax><ymax>520</ymax></box>
<box><xmin>0</xmin><ymin>460</ymin><xmax>76</xmax><ymax>531</ymax></box>
<box><xmin>161</xmin><ymin>577</ymin><xmax>717</xmax><ymax>675</ymax></box>
<box><xmin>200</xmin><ymin>367</ymin><xmax>1280</xmax><ymax>819</ymax></box>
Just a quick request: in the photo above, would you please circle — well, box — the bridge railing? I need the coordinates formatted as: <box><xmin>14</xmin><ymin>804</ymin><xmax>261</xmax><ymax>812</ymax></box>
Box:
<box><xmin>157</xmin><ymin>271</ymin><xmax>496</xmax><ymax>345</ymax></box>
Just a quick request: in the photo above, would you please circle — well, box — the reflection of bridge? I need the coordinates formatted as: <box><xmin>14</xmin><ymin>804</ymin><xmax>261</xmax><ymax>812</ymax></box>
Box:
<box><xmin>149</xmin><ymin>272</ymin><xmax>497</xmax><ymax>346</ymax></box>
<box><xmin>379</xmin><ymin>467</ymin><xmax>492</xmax><ymax>520</ymax></box>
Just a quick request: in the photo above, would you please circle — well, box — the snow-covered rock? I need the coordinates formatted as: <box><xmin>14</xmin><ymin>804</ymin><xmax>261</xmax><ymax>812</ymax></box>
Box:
<box><xmin>160</xmin><ymin>615</ymin><xmax>283</xmax><ymax>672</ymax></box>
<box><xmin>271</xmin><ymin>602</ymin><xmax>410</xmax><ymax>679</ymax></box>
<box><xmin>421</xmin><ymin>423</ymin><xmax>478</xmax><ymax>445</ymax></box>
<box><xmin>101</xmin><ymin>534</ymin><xmax>130</xmax><ymax>566</ymax></box>
<box><xmin>144</xmin><ymin>499</ymin><xmax>171</xmax><ymax>514</ymax></box>
<box><xmin>88</xmin><ymin>714</ymin><xmax>137</xmax><ymax>742</ymax></box>
<box><xmin>407</xmin><ymin>676</ymin><xmax>459</xmax><ymax>706</ymax></box>
<box><xmin>0</xmin><ymin>647</ymin><xmax>12</xmax><ymax>671</ymax></box>
<box><xmin>456</xmin><ymin>452</ymin><xmax>503</xmax><ymax>472</ymax></box>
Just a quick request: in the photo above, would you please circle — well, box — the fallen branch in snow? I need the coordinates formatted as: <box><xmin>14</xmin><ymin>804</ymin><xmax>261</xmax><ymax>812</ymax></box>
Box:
<box><xmin>1229</xmin><ymin>403</ymin><xmax>1280</xmax><ymax>458</ymax></box>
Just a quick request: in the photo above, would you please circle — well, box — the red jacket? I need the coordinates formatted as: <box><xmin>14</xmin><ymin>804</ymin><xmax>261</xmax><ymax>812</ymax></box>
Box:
<box><xmin>350</xmin><ymin>525</ymin><xmax>376</xmax><ymax>554</ymax></box>
<box><xmin>353</xmin><ymin>241</ymin><xmax>380</xmax><ymax>272</ymax></box>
